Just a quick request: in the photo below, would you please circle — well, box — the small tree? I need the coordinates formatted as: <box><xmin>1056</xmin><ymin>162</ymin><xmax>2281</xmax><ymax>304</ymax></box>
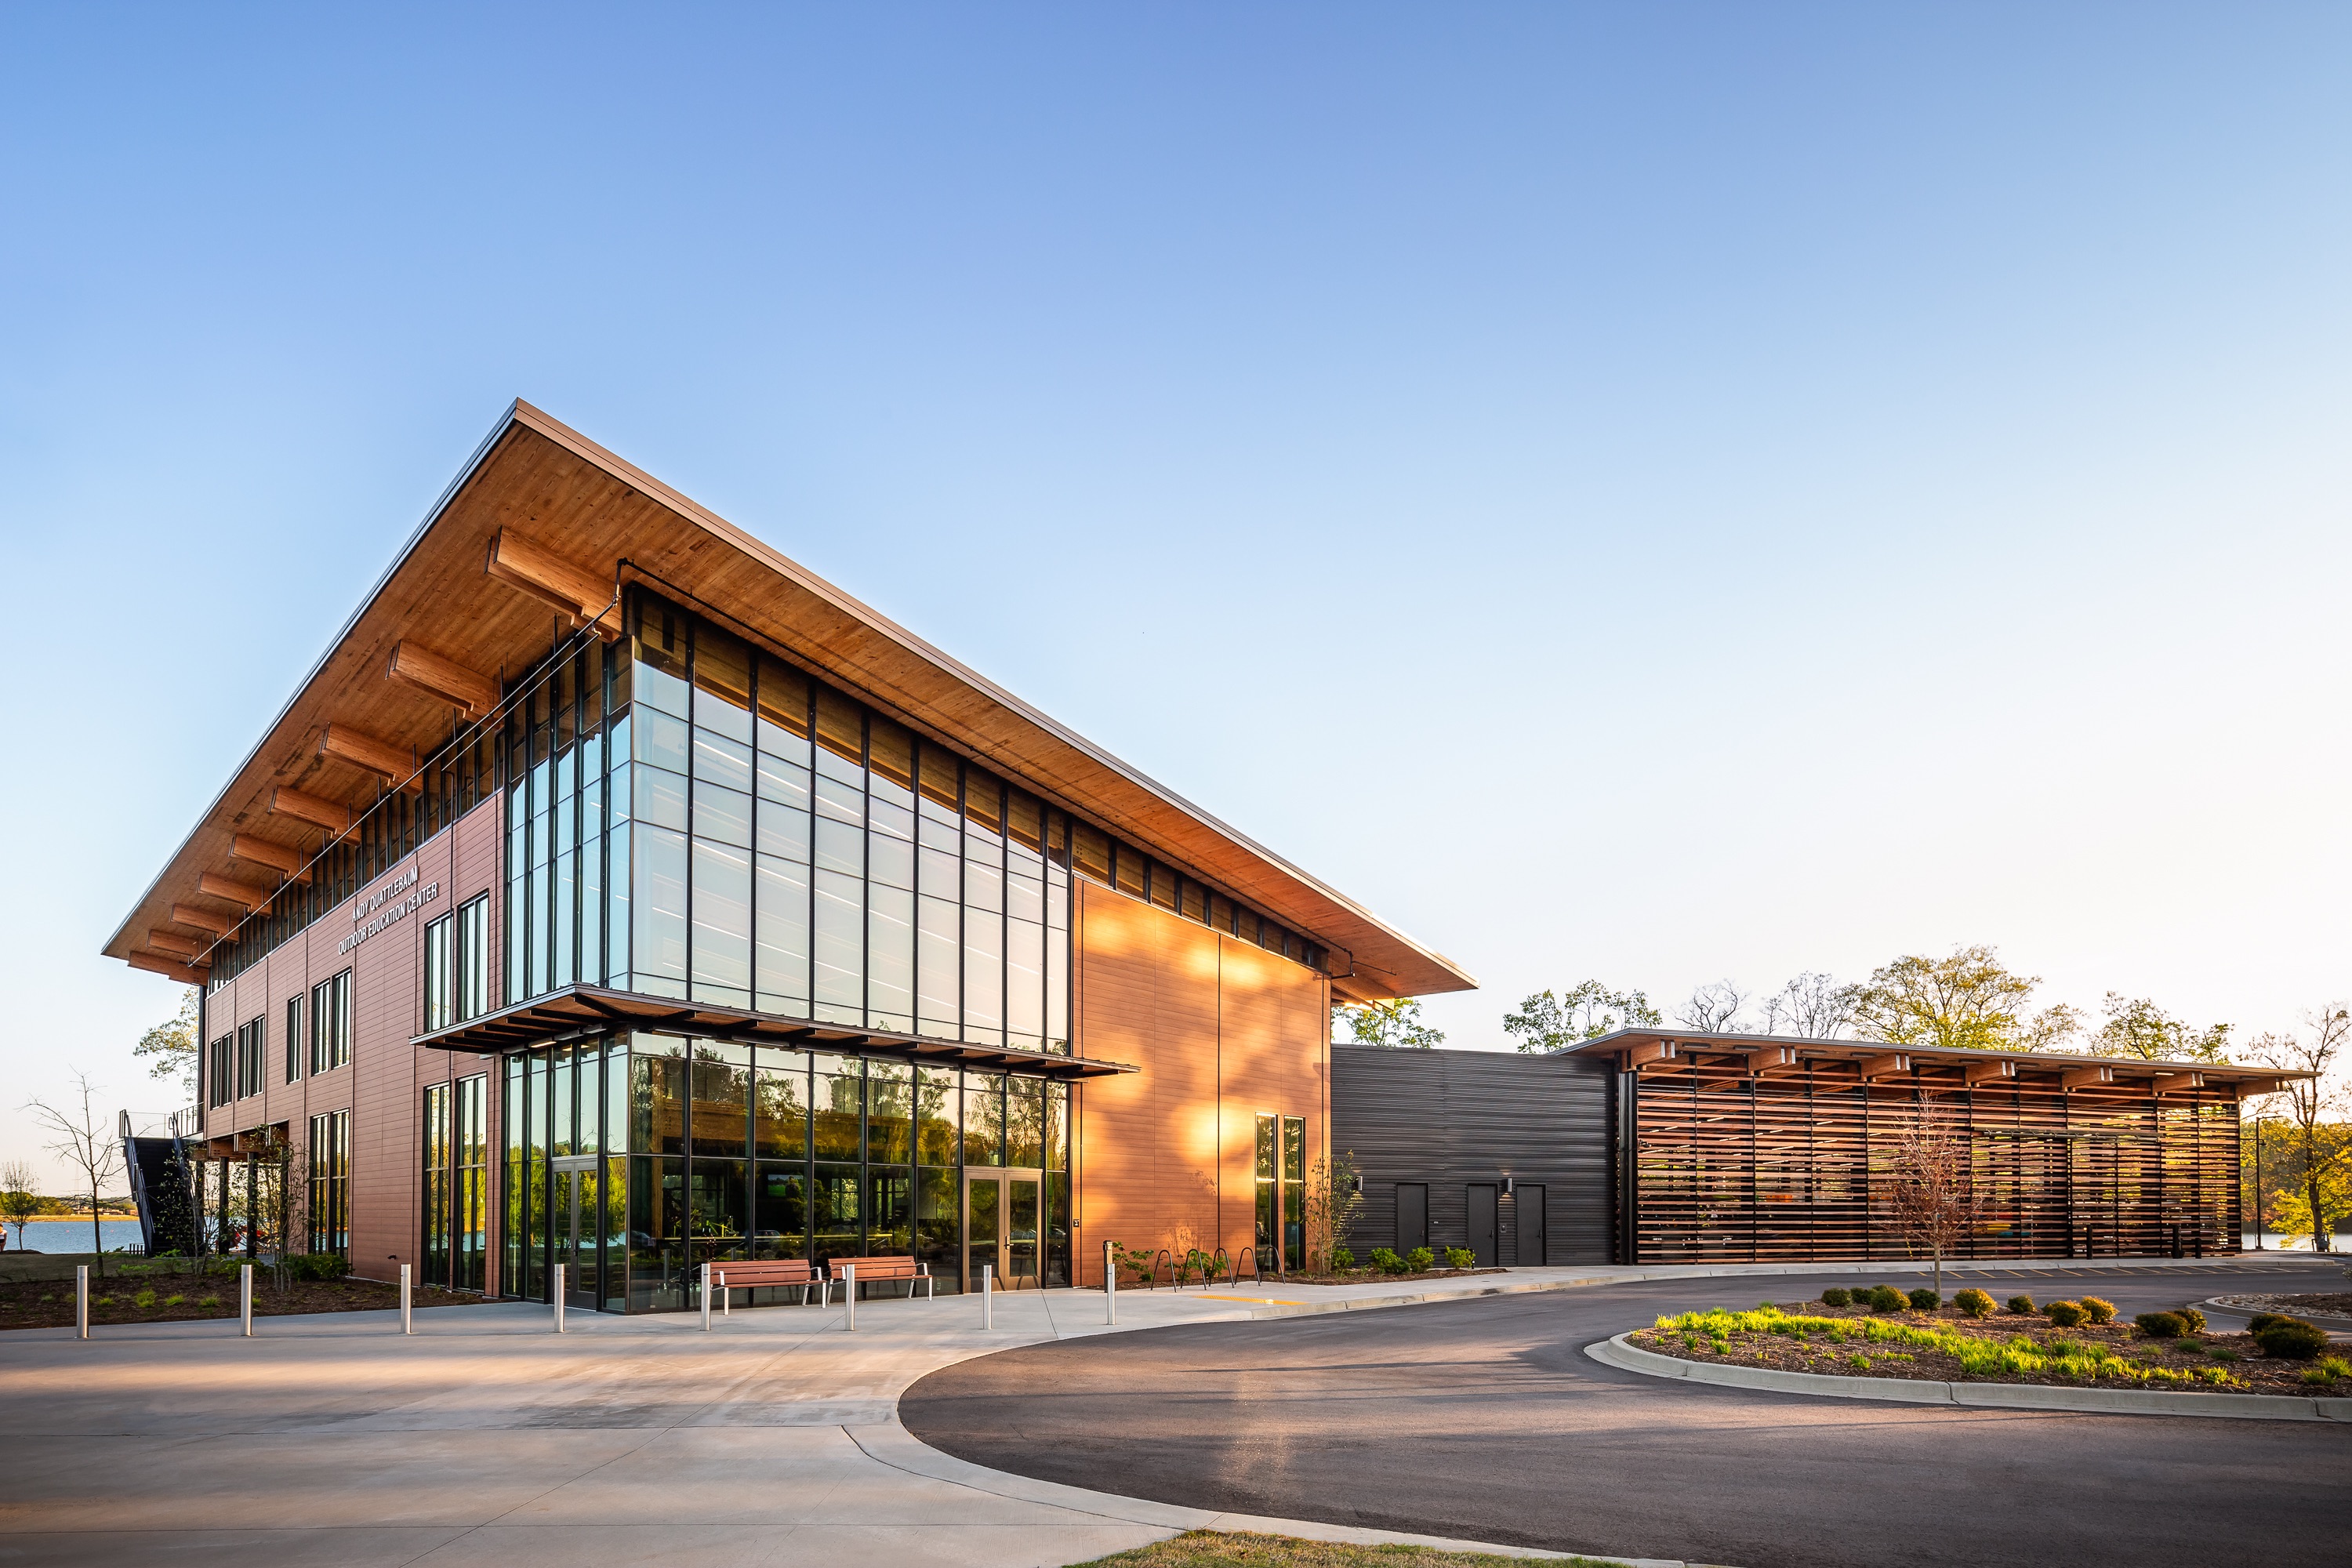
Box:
<box><xmin>2252</xmin><ymin>1007</ymin><xmax>2350</xmax><ymax>1254</ymax></box>
<box><xmin>1889</xmin><ymin>1109</ymin><xmax>1981</xmax><ymax>1298</ymax></box>
<box><xmin>0</xmin><ymin>1160</ymin><xmax>39</xmax><ymax>1249</ymax></box>
<box><xmin>1299</xmin><ymin>1150</ymin><xmax>1365</xmax><ymax>1272</ymax></box>
<box><xmin>26</xmin><ymin>1072</ymin><xmax>126</xmax><ymax>1275</ymax></box>
<box><xmin>132</xmin><ymin>989</ymin><xmax>201</xmax><ymax>1099</ymax></box>
<box><xmin>1504</xmin><ymin>982</ymin><xmax>1663</xmax><ymax>1052</ymax></box>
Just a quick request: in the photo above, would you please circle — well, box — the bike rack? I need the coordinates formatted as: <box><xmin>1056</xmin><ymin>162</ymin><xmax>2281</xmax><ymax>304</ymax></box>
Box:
<box><xmin>1149</xmin><ymin>1247</ymin><xmax>1173</xmax><ymax>1290</ymax></box>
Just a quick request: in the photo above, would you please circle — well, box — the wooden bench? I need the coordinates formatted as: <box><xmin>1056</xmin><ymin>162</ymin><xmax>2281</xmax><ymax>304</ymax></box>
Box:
<box><xmin>828</xmin><ymin>1256</ymin><xmax>934</xmax><ymax>1301</ymax></box>
<box><xmin>710</xmin><ymin>1258</ymin><xmax>824</xmax><ymax>1310</ymax></box>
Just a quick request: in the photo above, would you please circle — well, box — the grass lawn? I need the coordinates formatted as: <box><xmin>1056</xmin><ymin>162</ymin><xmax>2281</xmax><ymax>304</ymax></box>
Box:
<box><xmin>1073</xmin><ymin>1530</ymin><xmax>1619</xmax><ymax>1568</ymax></box>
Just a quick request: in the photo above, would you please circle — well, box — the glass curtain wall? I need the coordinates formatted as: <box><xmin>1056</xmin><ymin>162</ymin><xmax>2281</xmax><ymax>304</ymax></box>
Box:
<box><xmin>423</xmin><ymin>1073</ymin><xmax>489</xmax><ymax>1291</ymax></box>
<box><xmin>501</xmin><ymin>1029</ymin><xmax>1069</xmax><ymax>1311</ymax></box>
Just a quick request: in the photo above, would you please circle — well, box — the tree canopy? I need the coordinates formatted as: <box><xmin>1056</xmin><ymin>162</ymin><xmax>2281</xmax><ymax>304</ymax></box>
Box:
<box><xmin>1334</xmin><ymin>998</ymin><xmax>1446</xmax><ymax>1049</ymax></box>
<box><xmin>132</xmin><ymin>987</ymin><xmax>200</xmax><ymax>1097</ymax></box>
<box><xmin>1846</xmin><ymin>945</ymin><xmax>2081</xmax><ymax>1053</ymax></box>
<box><xmin>2090</xmin><ymin>993</ymin><xmax>2231</xmax><ymax>1063</ymax></box>
<box><xmin>1504</xmin><ymin>982</ymin><xmax>1661</xmax><ymax>1053</ymax></box>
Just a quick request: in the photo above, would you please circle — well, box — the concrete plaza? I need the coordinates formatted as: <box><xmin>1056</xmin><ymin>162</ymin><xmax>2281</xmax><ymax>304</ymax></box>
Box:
<box><xmin>0</xmin><ymin>1255</ymin><xmax>2309</xmax><ymax>1567</ymax></box>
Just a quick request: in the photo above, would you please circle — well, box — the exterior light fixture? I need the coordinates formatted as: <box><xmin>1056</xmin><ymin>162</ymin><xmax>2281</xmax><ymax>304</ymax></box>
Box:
<box><xmin>1501</xmin><ymin>1176</ymin><xmax>1515</xmax><ymax>1196</ymax></box>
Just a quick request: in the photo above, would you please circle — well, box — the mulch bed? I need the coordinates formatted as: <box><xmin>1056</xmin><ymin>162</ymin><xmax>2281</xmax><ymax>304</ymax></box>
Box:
<box><xmin>1628</xmin><ymin>1298</ymin><xmax>2348</xmax><ymax>1399</ymax></box>
<box><xmin>2216</xmin><ymin>1292</ymin><xmax>2352</xmax><ymax>1319</ymax></box>
<box><xmin>0</xmin><ymin>1271</ymin><xmax>475</xmax><ymax>1330</ymax></box>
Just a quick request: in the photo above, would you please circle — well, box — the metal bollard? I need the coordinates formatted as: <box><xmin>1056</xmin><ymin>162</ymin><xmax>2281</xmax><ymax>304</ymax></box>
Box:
<box><xmin>240</xmin><ymin>1264</ymin><xmax>253</xmax><ymax>1338</ymax></box>
<box><xmin>1104</xmin><ymin>1241</ymin><xmax>1116</xmax><ymax>1325</ymax></box>
<box><xmin>400</xmin><ymin>1264</ymin><xmax>412</xmax><ymax>1336</ymax></box>
<box><xmin>554</xmin><ymin>1264</ymin><xmax>566</xmax><ymax>1334</ymax></box>
<box><xmin>721</xmin><ymin>1269</ymin><xmax>730</xmax><ymax>1317</ymax></box>
<box><xmin>982</xmin><ymin>1263</ymin><xmax>993</xmax><ymax>1330</ymax></box>
<box><xmin>701</xmin><ymin>1262</ymin><xmax>713</xmax><ymax>1332</ymax></box>
<box><xmin>76</xmin><ymin>1265</ymin><xmax>89</xmax><ymax>1340</ymax></box>
<box><xmin>844</xmin><ymin>1264</ymin><xmax>856</xmax><ymax>1331</ymax></box>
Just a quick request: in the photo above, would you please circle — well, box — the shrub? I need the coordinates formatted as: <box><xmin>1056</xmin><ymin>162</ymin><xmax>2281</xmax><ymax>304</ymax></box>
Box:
<box><xmin>2079</xmin><ymin>1297</ymin><xmax>2116</xmax><ymax>1325</ymax></box>
<box><xmin>2174</xmin><ymin>1306</ymin><xmax>2207</xmax><ymax>1335</ymax></box>
<box><xmin>2307</xmin><ymin>1355</ymin><xmax>2352</xmax><ymax>1384</ymax></box>
<box><xmin>1329</xmin><ymin>1246</ymin><xmax>1355</xmax><ymax>1272</ymax></box>
<box><xmin>1955</xmin><ymin>1288</ymin><xmax>1994</xmax><ymax>1319</ymax></box>
<box><xmin>164</xmin><ymin>1294</ymin><xmax>184</xmax><ymax>1306</ymax></box>
<box><xmin>2046</xmin><ymin>1300</ymin><xmax>2087</xmax><ymax>1327</ymax></box>
<box><xmin>1406</xmin><ymin>1247</ymin><xmax>1435</xmax><ymax>1272</ymax></box>
<box><xmin>1368</xmin><ymin>1247</ymin><xmax>1403</xmax><ymax>1274</ymax></box>
<box><xmin>1866</xmin><ymin>1285</ymin><xmax>1906</xmax><ymax>1314</ymax></box>
<box><xmin>2254</xmin><ymin>1319</ymin><xmax>2328</xmax><ymax>1361</ymax></box>
<box><xmin>2246</xmin><ymin>1312</ymin><xmax>2285</xmax><ymax>1334</ymax></box>
<box><xmin>286</xmin><ymin>1252</ymin><xmax>348</xmax><ymax>1283</ymax></box>
<box><xmin>1907</xmin><ymin>1287</ymin><xmax>1940</xmax><ymax>1312</ymax></box>
<box><xmin>1445</xmin><ymin>1247</ymin><xmax>1475</xmax><ymax>1269</ymax></box>
<box><xmin>2134</xmin><ymin>1312</ymin><xmax>2185</xmax><ymax>1339</ymax></box>
<box><xmin>1820</xmin><ymin>1287</ymin><xmax>1851</xmax><ymax>1308</ymax></box>
<box><xmin>133</xmin><ymin>1288</ymin><xmax>158</xmax><ymax>1308</ymax></box>
<box><xmin>2007</xmin><ymin>1294</ymin><xmax>2036</xmax><ymax>1315</ymax></box>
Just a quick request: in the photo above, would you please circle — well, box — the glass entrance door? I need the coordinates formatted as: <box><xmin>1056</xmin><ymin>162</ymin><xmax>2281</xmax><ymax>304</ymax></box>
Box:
<box><xmin>963</xmin><ymin>1171</ymin><xmax>1044</xmax><ymax>1290</ymax></box>
<box><xmin>554</xmin><ymin>1157</ymin><xmax>598</xmax><ymax>1308</ymax></box>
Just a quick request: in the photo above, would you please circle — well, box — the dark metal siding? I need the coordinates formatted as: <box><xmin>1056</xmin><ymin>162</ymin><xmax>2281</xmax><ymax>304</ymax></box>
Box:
<box><xmin>1330</xmin><ymin>1045</ymin><xmax>1613</xmax><ymax>1265</ymax></box>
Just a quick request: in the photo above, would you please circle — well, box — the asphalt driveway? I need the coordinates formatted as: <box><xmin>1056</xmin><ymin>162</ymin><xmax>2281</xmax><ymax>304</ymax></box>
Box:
<box><xmin>902</xmin><ymin>1262</ymin><xmax>2350</xmax><ymax>1568</ymax></box>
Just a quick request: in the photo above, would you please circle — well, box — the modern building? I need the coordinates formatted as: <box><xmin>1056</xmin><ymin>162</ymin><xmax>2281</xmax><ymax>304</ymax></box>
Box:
<box><xmin>106</xmin><ymin>401</ymin><xmax>1475</xmax><ymax>1310</ymax></box>
<box><xmin>1334</xmin><ymin>1033</ymin><xmax>2299</xmax><ymax>1266</ymax></box>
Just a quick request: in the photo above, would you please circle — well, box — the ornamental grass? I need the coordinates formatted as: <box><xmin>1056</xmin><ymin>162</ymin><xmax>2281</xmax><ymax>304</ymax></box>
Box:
<box><xmin>1649</xmin><ymin>1305</ymin><xmax>2239</xmax><ymax>1390</ymax></box>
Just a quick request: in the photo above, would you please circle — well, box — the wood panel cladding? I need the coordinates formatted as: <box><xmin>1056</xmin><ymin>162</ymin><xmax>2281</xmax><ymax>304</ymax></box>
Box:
<box><xmin>1072</xmin><ymin>879</ymin><xmax>1328</xmax><ymax>1286</ymax></box>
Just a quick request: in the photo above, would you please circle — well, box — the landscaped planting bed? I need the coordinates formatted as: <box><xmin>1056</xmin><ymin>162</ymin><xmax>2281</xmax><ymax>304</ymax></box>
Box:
<box><xmin>2212</xmin><ymin>1291</ymin><xmax>2352</xmax><ymax>1320</ymax></box>
<box><xmin>0</xmin><ymin>1267</ymin><xmax>474</xmax><ymax>1330</ymax></box>
<box><xmin>1629</xmin><ymin>1287</ymin><xmax>2351</xmax><ymax>1398</ymax></box>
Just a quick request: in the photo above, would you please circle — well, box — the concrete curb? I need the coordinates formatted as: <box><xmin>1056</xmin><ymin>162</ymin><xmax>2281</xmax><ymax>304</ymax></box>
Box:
<box><xmin>1585</xmin><ymin>1332</ymin><xmax>2352</xmax><ymax>1423</ymax></box>
<box><xmin>2203</xmin><ymin>1296</ymin><xmax>2352</xmax><ymax>1329</ymax></box>
<box><xmin>857</xmin><ymin>1419</ymin><xmax>1719</xmax><ymax>1568</ymax></box>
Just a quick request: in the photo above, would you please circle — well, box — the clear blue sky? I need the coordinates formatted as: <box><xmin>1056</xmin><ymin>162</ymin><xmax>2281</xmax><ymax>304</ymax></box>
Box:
<box><xmin>5</xmin><ymin>5</ymin><xmax>2348</xmax><ymax>1184</ymax></box>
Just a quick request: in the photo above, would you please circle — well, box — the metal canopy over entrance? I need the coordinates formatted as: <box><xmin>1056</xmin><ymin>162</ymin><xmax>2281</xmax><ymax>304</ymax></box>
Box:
<box><xmin>412</xmin><ymin>981</ymin><xmax>1135</xmax><ymax>1080</ymax></box>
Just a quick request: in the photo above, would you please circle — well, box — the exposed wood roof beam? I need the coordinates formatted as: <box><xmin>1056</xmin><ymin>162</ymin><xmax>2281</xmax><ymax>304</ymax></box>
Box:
<box><xmin>485</xmin><ymin>528</ymin><xmax>621</xmax><ymax>639</ymax></box>
<box><xmin>1624</xmin><ymin>1040</ymin><xmax>1678</xmax><ymax>1069</ymax></box>
<box><xmin>2151</xmin><ymin>1071</ymin><xmax>2204</xmax><ymax>1094</ymax></box>
<box><xmin>318</xmin><ymin>725</ymin><xmax>423</xmax><ymax>794</ymax></box>
<box><xmin>1857</xmin><ymin>1051</ymin><xmax>1911</xmax><ymax>1080</ymax></box>
<box><xmin>198</xmin><ymin>872</ymin><xmax>275</xmax><ymax>909</ymax></box>
<box><xmin>171</xmin><ymin>902</ymin><xmax>238</xmax><ymax>936</ymax></box>
<box><xmin>128</xmin><ymin>952</ymin><xmax>206</xmax><ymax>984</ymax></box>
<box><xmin>387</xmin><ymin>640</ymin><xmax>499</xmax><ymax>717</ymax></box>
<box><xmin>230</xmin><ymin>833</ymin><xmax>313</xmax><ymax>884</ymax></box>
<box><xmin>271</xmin><ymin>786</ymin><xmax>352</xmax><ymax>835</ymax></box>
<box><xmin>1963</xmin><ymin>1058</ymin><xmax>2017</xmax><ymax>1085</ymax></box>
<box><xmin>147</xmin><ymin>931</ymin><xmax>201</xmax><ymax>960</ymax></box>
<box><xmin>1744</xmin><ymin>1044</ymin><xmax>1802</xmax><ymax>1076</ymax></box>
<box><xmin>2061</xmin><ymin>1063</ymin><xmax>2115</xmax><ymax>1091</ymax></box>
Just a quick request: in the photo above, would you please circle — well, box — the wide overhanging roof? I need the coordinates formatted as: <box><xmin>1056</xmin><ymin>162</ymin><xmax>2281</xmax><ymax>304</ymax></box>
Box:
<box><xmin>415</xmin><ymin>985</ymin><xmax>1134</xmax><ymax>1079</ymax></box>
<box><xmin>103</xmin><ymin>401</ymin><xmax>1474</xmax><ymax>1002</ymax></box>
<box><xmin>1559</xmin><ymin>1029</ymin><xmax>2308</xmax><ymax>1094</ymax></box>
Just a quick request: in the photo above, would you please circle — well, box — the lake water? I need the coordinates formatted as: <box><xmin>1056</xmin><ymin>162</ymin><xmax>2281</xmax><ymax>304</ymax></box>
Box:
<box><xmin>6</xmin><ymin>1219</ymin><xmax>147</xmax><ymax>1254</ymax></box>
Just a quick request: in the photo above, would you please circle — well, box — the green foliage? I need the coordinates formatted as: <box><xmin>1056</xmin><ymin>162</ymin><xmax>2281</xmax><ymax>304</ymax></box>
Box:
<box><xmin>2174</xmin><ymin>1306</ymin><xmax>2207</xmax><ymax>1335</ymax></box>
<box><xmin>2207</xmin><ymin>1346</ymin><xmax>2240</xmax><ymax>1363</ymax></box>
<box><xmin>1504</xmin><ymin>982</ymin><xmax>1662</xmax><ymax>1053</ymax></box>
<box><xmin>1368</xmin><ymin>1247</ymin><xmax>1403</xmax><ymax>1275</ymax></box>
<box><xmin>285</xmin><ymin>1253</ymin><xmax>348</xmax><ymax>1283</ymax></box>
<box><xmin>163</xmin><ymin>1294</ymin><xmax>184</xmax><ymax>1306</ymax></box>
<box><xmin>1648</xmin><ymin>1305</ymin><xmax>2240</xmax><ymax>1390</ymax></box>
<box><xmin>2079</xmin><ymin>1297</ymin><xmax>2116</xmax><ymax>1325</ymax></box>
<box><xmin>2307</xmin><ymin>1355</ymin><xmax>2352</xmax><ymax>1383</ymax></box>
<box><xmin>1335</xmin><ymin>1000</ymin><xmax>1446</xmax><ymax>1049</ymax></box>
<box><xmin>1329</xmin><ymin>1246</ymin><xmax>1355</xmax><ymax>1272</ymax></box>
<box><xmin>1955</xmin><ymin>1288</ymin><xmax>1994</xmax><ymax>1319</ymax></box>
<box><xmin>2006</xmin><ymin>1293</ymin><xmax>2035</xmax><ymax>1315</ymax></box>
<box><xmin>1846</xmin><ymin>945</ymin><xmax>2081</xmax><ymax>1053</ymax></box>
<box><xmin>1406</xmin><ymin>1247</ymin><xmax>1434</xmax><ymax>1272</ymax></box>
<box><xmin>1865</xmin><ymin>1285</ymin><xmax>1905</xmax><ymax>1314</ymax></box>
<box><xmin>132</xmin><ymin>1288</ymin><xmax>157</xmax><ymax>1309</ymax></box>
<box><xmin>2046</xmin><ymin>1300</ymin><xmax>2086</xmax><ymax>1327</ymax></box>
<box><xmin>2253</xmin><ymin>1319</ymin><xmax>2328</xmax><ymax>1361</ymax></box>
<box><xmin>132</xmin><ymin>987</ymin><xmax>202</xmax><ymax>1096</ymax></box>
<box><xmin>1819</xmin><ymin>1287</ymin><xmax>1851</xmax><ymax>1308</ymax></box>
<box><xmin>1444</xmin><ymin>1247</ymin><xmax>1474</xmax><ymax>1269</ymax></box>
<box><xmin>1907</xmin><ymin>1287</ymin><xmax>1940</xmax><ymax>1311</ymax></box>
<box><xmin>2245</xmin><ymin>1312</ymin><xmax>2285</xmax><ymax>1333</ymax></box>
<box><xmin>2091</xmin><ymin>994</ymin><xmax>2232</xmax><ymax>1064</ymax></box>
<box><xmin>2134</xmin><ymin>1312</ymin><xmax>2185</xmax><ymax>1339</ymax></box>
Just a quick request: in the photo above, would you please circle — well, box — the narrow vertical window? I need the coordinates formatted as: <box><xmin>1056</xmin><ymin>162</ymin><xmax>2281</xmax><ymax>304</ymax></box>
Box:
<box><xmin>1281</xmin><ymin>1115</ymin><xmax>1307</xmax><ymax>1272</ymax></box>
<box><xmin>285</xmin><ymin>996</ymin><xmax>302</xmax><ymax>1084</ymax></box>
<box><xmin>1254</xmin><ymin>1115</ymin><xmax>1276</xmax><ymax>1270</ymax></box>
<box><xmin>423</xmin><ymin>912</ymin><xmax>453</xmax><ymax>1032</ymax></box>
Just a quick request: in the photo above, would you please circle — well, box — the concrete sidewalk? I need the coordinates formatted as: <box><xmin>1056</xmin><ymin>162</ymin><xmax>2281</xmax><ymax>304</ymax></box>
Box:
<box><xmin>0</xmin><ymin>1256</ymin><xmax>2312</xmax><ymax>1567</ymax></box>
